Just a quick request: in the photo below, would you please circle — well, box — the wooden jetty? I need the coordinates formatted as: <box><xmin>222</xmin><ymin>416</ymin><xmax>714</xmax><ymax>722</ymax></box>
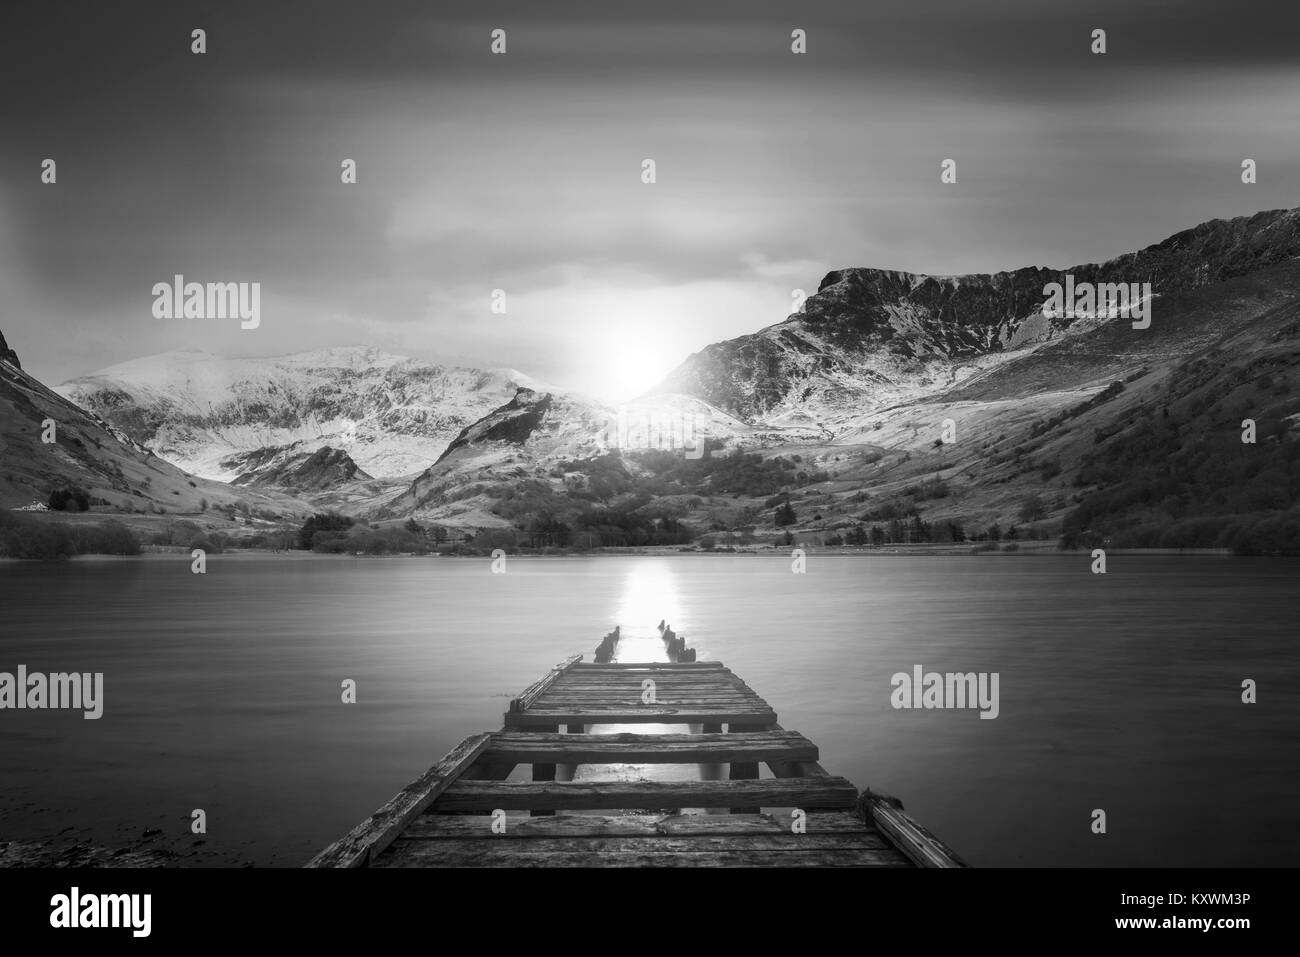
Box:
<box><xmin>308</xmin><ymin>638</ymin><xmax>966</xmax><ymax>869</ymax></box>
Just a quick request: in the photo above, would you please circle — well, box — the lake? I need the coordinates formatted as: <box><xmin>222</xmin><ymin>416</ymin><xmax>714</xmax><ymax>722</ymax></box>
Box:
<box><xmin>1</xmin><ymin>552</ymin><xmax>1296</xmax><ymax>867</ymax></box>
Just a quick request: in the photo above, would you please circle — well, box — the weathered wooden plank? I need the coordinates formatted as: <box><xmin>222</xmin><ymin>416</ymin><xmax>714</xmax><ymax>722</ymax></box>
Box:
<box><xmin>571</xmin><ymin>662</ymin><xmax>724</xmax><ymax>670</ymax></box>
<box><xmin>557</xmin><ymin>670</ymin><xmax>737</xmax><ymax>681</ymax></box>
<box><xmin>861</xmin><ymin>791</ymin><xmax>968</xmax><ymax>868</ymax></box>
<box><xmin>432</xmin><ymin>776</ymin><xmax>857</xmax><ymax>812</ymax></box>
<box><xmin>375</xmin><ymin>839</ymin><xmax>910</xmax><ymax>868</ymax></box>
<box><xmin>535</xmin><ymin>689</ymin><xmax>767</xmax><ymax>697</ymax></box>
<box><xmin>532</xmin><ymin>695</ymin><xmax>771</xmax><ymax>707</ymax></box>
<box><xmin>485</xmin><ymin>730</ymin><xmax>818</xmax><ymax>765</ymax></box>
<box><xmin>305</xmin><ymin>732</ymin><xmax>491</xmax><ymax>868</ymax></box>
<box><xmin>395</xmin><ymin>833</ymin><xmax>894</xmax><ymax>852</ymax></box>
<box><xmin>552</xmin><ymin>688</ymin><xmax>746</xmax><ymax>696</ymax></box>
<box><xmin>505</xmin><ymin>707</ymin><xmax>777</xmax><ymax>727</ymax></box>
<box><xmin>564</xmin><ymin>670</ymin><xmax>738</xmax><ymax>676</ymax></box>
<box><xmin>567</xmin><ymin>669</ymin><xmax>725</xmax><ymax>677</ymax></box>
<box><xmin>556</xmin><ymin>686</ymin><xmax>745</xmax><ymax>696</ymax></box>
<box><xmin>546</xmin><ymin>696</ymin><xmax>754</xmax><ymax>705</ymax></box>
<box><xmin>524</xmin><ymin>702</ymin><xmax>769</xmax><ymax>711</ymax></box>
<box><xmin>420</xmin><ymin>832</ymin><xmax>891</xmax><ymax>852</ymax></box>
<box><xmin>765</xmin><ymin>722</ymin><xmax>832</xmax><ymax>780</ymax></box>
<box><xmin>654</xmin><ymin>810</ymin><xmax>871</xmax><ymax>835</ymax></box>
<box><xmin>543</xmin><ymin>683</ymin><xmax>752</xmax><ymax>693</ymax></box>
<box><xmin>509</xmin><ymin>655</ymin><xmax>582</xmax><ymax>713</ymax></box>
<box><xmin>527</xmin><ymin>699</ymin><xmax>770</xmax><ymax>707</ymax></box>
<box><xmin>404</xmin><ymin>810</ymin><xmax>872</xmax><ymax>838</ymax></box>
<box><xmin>568</xmin><ymin>671</ymin><xmax>726</xmax><ymax>677</ymax></box>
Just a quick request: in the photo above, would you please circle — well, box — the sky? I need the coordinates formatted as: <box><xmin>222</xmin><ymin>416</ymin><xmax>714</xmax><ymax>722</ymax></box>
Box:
<box><xmin>2</xmin><ymin>0</ymin><xmax>1299</xmax><ymax>400</ymax></box>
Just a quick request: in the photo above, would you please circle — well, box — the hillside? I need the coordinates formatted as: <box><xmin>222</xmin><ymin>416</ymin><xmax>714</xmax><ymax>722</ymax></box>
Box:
<box><xmin>650</xmin><ymin>208</ymin><xmax>1300</xmax><ymax>430</ymax></box>
<box><xmin>0</xmin><ymin>335</ymin><xmax>306</xmax><ymax>521</ymax></box>
<box><xmin>56</xmin><ymin>347</ymin><xmax>541</xmax><ymax>480</ymax></box>
<box><xmin>24</xmin><ymin>206</ymin><xmax>1300</xmax><ymax>555</ymax></box>
<box><xmin>381</xmin><ymin>209</ymin><xmax>1300</xmax><ymax>552</ymax></box>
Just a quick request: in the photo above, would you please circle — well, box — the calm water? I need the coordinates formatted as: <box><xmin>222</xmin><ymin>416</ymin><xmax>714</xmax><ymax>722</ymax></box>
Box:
<box><xmin>1</xmin><ymin>553</ymin><xmax>1297</xmax><ymax>867</ymax></box>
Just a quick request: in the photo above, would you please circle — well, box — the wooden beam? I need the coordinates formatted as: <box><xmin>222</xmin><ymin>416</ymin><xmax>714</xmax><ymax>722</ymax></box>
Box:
<box><xmin>375</xmin><ymin>836</ymin><xmax>909</xmax><ymax>868</ymax></box>
<box><xmin>431</xmin><ymin>776</ymin><xmax>857</xmax><ymax>813</ymax></box>
<box><xmin>403</xmin><ymin>811</ymin><xmax>870</xmax><ymax>838</ymax></box>
<box><xmin>560</xmin><ymin>669</ymin><xmax>736</xmax><ymax>679</ymax></box>
<box><xmin>505</xmin><ymin>707</ymin><xmax>777</xmax><ymax>727</ymax></box>
<box><xmin>547</xmin><ymin>689</ymin><xmax>757</xmax><ymax>696</ymax></box>
<box><xmin>570</xmin><ymin>662</ymin><xmax>724</xmax><ymax>671</ymax></box>
<box><xmin>860</xmin><ymin>790</ymin><xmax>968</xmax><ymax>868</ymax></box>
<box><xmin>509</xmin><ymin>654</ymin><xmax>582</xmax><ymax>713</ymax></box>
<box><xmin>305</xmin><ymin>732</ymin><xmax>491</xmax><ymax>867</ymax></box>
<box><xmin>765</xmin><ymin>722</ymin><xmax>832</xmax><ymax>780</ymax></box>
<box><xmin>527</xmin><ymin>702</ymin><xmax>769</xmax><ymax>712</ymax></box>
<box><xmin>485</xmin><ymin>730</ymin><xmax>818</xmax><ymax>765</ymax></box>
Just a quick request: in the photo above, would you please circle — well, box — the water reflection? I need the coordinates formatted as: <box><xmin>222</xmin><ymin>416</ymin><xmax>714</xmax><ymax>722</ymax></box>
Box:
<box><xmin>611</xmin><ymin>559</ymin><xmax>682</xmax><ymax>661</ymax></box>
<box><xmin>560</xmin><ymin>559</ymin><xmax>728</xmax><ymax>803</ymax></box>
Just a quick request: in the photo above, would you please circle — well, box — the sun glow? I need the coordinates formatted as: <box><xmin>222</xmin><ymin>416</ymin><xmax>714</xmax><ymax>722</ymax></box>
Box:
<box><xmin>611</xmin><ymin>561</ymin><xmax>684</xmax><ymax>662</ymax></box>
<box><xmin>550</xmin><ymin>281</ymin><xmax>750</xmax><ymax>402</ymax></box>
<box><xmin>586</xmin><ymin>324</ymin><xmax>686</xmax><ymax>402</ymax></box>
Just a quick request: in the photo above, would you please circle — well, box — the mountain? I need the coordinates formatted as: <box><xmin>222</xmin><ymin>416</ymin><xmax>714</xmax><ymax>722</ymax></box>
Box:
<box><xmin>221</xmin><ymin>443</ymin><xmax>412</xmax><ymax>516</ymax></box>
<box><xmin>0</xmin><ymin>332</ymin><xmax>306</xmax><ymax>519</ymax></box>
<box><xmin>26</xmin><ymin>206</ymin><xmax>1300</xmax><ymax>554</ymax></box>
<box><xmin>56</xmin><ymin>347</ymin><xmax>542</xmax><ymax>481</ymax></box>
<box><xmin>649</xmin><ymin>208</ymin><xmax>1300</xmax><ymax>431</ymax></box>
<box><xmin>0</xmin><ymin>330</ymin><xmax>19</xmax><ymax>368</ymax></box>
<box><xmin>225</xmin><ymin>445</ymin><xmax>371</xmax><ymax>491</ymax></box>
<box><xmin>379</xmin><ymin>388</ymin><xmax>756</xmax><ymax>526</ymax></box>
<box><xmin>386</xmin><ymin>208</ymin><xmax>1300</xmax><ymax>551</ymax></box>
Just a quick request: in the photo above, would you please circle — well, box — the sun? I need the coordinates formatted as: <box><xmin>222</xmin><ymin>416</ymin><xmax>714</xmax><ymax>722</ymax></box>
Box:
<box><xmin>579</xmin><ymin>319</ymin><xmax>683</xmax><ymax>403</ymax></box>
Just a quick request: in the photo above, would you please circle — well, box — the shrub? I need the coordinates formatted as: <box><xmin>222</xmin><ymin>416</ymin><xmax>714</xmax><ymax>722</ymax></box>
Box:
<box><xmin>48</xmin><ymin>487</ymin><xmax>91</xmax><ymax>512</ymax></box>
<box><xmin>1</xmin><ymin>519</ymin><xmax>76</xmax><ymax>558</ymax></box>
<box><xmin>1018</xmin><ymin>494</ymin><xmax>1046</xmax><ymax>523</ymax></box>
<box><xmin>0</xmin><ymin>514</ymin><xmax>140</xmax><ymax>558</ymax></box>
<box><xmin>298</xmin><ymin>512</ymin><xmax>354</xmax><ymax>549</ymax></box>
<box><xmin>74</xmin><ymin>520</ymin><xmax>141</xmax><ymax>556</ymax></box>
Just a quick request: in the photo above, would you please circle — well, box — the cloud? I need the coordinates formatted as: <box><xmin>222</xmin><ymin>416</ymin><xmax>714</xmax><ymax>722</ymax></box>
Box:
<box><xmin>2</xmin><ymin>0</ymin><xmax>1298</xmax><ymax>396</ymax></box>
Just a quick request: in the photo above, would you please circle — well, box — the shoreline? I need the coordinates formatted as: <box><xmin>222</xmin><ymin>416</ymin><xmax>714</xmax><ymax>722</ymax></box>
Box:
<box><xmin>0</xmin><ymin>545</ymin><xmax>1241</xmax><ymax>563</ymax></box>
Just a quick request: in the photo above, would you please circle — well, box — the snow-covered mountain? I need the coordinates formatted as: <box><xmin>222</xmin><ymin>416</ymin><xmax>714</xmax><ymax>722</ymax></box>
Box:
<box><xmin>384</xmin><ymin>207</ymin><xmax>1300</xmax><ymax>542</ymax></box>
<box><xmin>378</xmin><ymin>387</ymin><xmax>761</xmax><ymax>524</ymax></box>
<box><xmin>36</xmin><ymin>206</ymin><xmax>1300</xmax><ymax>548</ymax></box>
<box><xmin>0</xmin><ymin>333</ymin><xmax>307</xmax><ymax>518</ymax></box>
<box><xmin>649</xmin><ymin>208</ymin><xmax>1300</xmax><ymax>432</ymax></box>
<box><xmin>56</xmin><ymin>347</ymin><xmax>544</xmax><ymax>481</ymax></box>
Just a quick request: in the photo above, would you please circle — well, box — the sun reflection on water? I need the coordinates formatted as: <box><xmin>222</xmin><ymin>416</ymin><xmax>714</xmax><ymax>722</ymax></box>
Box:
<box><xmin>610</xmin><ymin>560</ymin><xmax>684</xmax><ymax>663</ymax></box>
<box><xmin>559</xmin><ymin>560</ymin><xmax>724</xmax><ymax>798</ymax></box>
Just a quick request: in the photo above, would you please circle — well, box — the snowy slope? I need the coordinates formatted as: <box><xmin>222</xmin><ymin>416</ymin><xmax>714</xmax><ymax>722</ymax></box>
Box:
<box><xmin>56</xmin><ymin>347</ymin><xmax>544</xmax><ymax>480</ymax></box>
<box><xmin>649</xmin><ymin>207</ymin><xmax>1300</xmax><ymax>432</ymax></box>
